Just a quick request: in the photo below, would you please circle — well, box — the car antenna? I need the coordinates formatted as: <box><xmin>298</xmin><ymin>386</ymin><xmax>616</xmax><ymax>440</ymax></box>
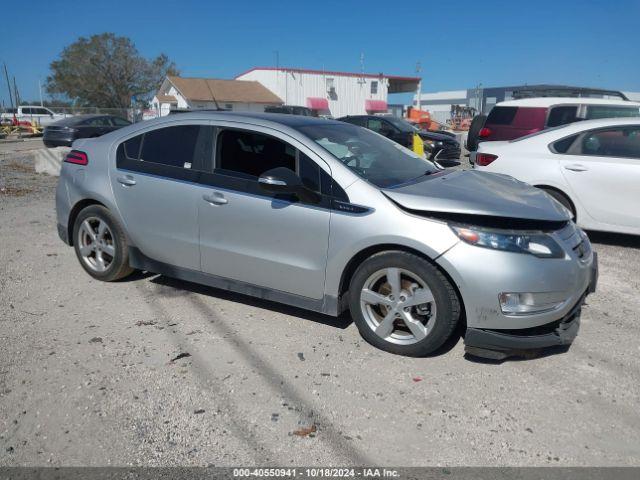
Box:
<box><xmin>204</xmin><ymin>80</ymin><xmax>222</xmax><ymax>110</ymax></box>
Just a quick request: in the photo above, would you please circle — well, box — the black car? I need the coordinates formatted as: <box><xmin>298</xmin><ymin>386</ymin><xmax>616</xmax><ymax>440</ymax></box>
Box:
<box><xmin>264</xmin><ymin>105</ymin><xmax>316</xmax><ymax>116</ymax></box>
<box><xmin>43</xmin><ymin>114</ymin><xmax>131</xmax><ymax>148</ymax></box>
<box><xmin>337</xmin><ymin>115</ymin><xmax>461</xmax><ymax>164</ymax></box>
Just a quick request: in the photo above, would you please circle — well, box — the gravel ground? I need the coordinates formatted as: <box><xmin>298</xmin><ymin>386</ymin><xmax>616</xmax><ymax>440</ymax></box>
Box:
<box><xmin>1</xmin><ymin>150</ymin><xmax>639</xmax><ymax>467</ymax></box>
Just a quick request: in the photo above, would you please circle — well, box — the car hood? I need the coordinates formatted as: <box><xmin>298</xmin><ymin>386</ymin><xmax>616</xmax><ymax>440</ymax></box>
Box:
<box><xmin>382</xmin><ymin>170</ymin><xmax>571</xmax><ymax>222</ymax></box>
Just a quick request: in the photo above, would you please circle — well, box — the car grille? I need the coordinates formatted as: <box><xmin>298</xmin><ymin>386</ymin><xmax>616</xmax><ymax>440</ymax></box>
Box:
<box><xmin>555</xmin><ymin>222</ymin><xmax>590</xmax><ymax>260</ymax></box>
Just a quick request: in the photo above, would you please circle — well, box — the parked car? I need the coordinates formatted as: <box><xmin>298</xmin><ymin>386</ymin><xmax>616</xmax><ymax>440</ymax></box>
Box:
<box><xmin>474</xmin><ymin>117</ymin><xmax>640</xmax><ymax>236</ymax></box>
<box><xmin>56</xmin><ymin>112</ymin><xmax>597</xmax><ymax>360</ymax></box>
<box><xmin>43</xmin><ymin>115</ymin><xmax>131</xmax><ymax>147</ymax></box>
<box><xmin>265</xmin><ymin>105</ymin><xmax>316</xmax><ymax>116</ymax></box>
<box><xmin>475</xmin><ymin>97</ymin><xmax>640</xmax><ymax>145</ymax></box>
<box><xmin>1</xmin><ymin>105</ymin><xmax>69</xmax><ymax>126</ymax></box>
<box><xmin>338</xmin><ymin>115</ymin><xmax>460</xmax><ymax>163</ymax></box>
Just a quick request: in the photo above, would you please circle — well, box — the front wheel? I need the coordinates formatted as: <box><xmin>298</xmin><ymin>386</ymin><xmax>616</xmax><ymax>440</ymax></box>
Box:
<box><xmin>348</xmin><ymin>251</ymin><xmax>461</xmax><ymax>357</ymax></box>
<box><xmin>72</xmin><ymin>205</ymin><xmax>134</xmax><ymax>281</ymax></box>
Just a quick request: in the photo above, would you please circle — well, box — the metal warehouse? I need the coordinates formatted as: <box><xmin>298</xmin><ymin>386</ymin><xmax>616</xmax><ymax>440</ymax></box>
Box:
<box><xmin>236</xmin><ymin>67</ymin><xmax>421</xmax><ymax>118</ymax></box>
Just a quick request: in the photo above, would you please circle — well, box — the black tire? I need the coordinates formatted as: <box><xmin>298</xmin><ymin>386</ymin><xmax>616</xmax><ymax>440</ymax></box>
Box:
<box><xmin>348</xmin><ymin>251</ymin><xmax>461</xmax><ymax>357</ymax></box>
<box><xmin>539</xmin><ymin>187</ymin><xmax>576</xmax><ymax>220</ymax></box>
<box><xmin>466</xmin><ymin>114</ymin><xmax>487</xmax><ymax>152</ymax></box>
<box><xmin>72</xmin><ymin>205</ymin><xmax>134</xmax><ymax>281</ymax></box>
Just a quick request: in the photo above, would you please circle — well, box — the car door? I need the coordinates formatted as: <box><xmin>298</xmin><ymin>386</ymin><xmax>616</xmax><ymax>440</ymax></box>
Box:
<box><xmin>198</xmin><ymin>125</ymin><xmax>331</xmax><ymax>300</ymax></box>
<box><xmin>558</xmin><ymin>125</ymin><xmax>640</xmax><ymax>228</ymax></box>
<box><xmin>110</xmin><ymin>123</ymin><xmax>214</xmax><ymax>270</ymax></box>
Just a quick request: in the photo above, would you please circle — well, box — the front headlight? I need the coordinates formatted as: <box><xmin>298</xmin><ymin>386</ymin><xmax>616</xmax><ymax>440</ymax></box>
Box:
<box><xmin>450</xmin><ymin>225</ymin><xmax>565</xmax><ymax>258</ymax></box>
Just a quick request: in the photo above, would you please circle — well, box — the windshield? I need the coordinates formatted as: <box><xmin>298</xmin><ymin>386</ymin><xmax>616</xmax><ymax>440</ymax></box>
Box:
<box><xmin>297</xmin><ymin>123</ymin><xmax>439</xmax><ymax>188</ymax></box>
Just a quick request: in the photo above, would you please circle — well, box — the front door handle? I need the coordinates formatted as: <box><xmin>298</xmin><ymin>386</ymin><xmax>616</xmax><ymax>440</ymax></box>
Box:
<box><xmin>203</xmin><ymin>192</ymin><xmax>228</xmax><ymax>205</ymax></box>
<box><xmin>117</xmin><ymin>175</ymin><xmax>136</xmax><ymax>186</ymax></box>
<box><xmin>564</xmin><ymin>164</ymin><xmax>588</xmax><ymax>172</ymax></box>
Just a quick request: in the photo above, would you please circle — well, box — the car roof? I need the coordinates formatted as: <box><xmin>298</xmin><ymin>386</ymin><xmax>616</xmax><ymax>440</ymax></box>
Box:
<box><xmin>497</xmin><ymin>97</ymin><xmax>640</xmax><ymax>108</ymax></box>
<box><xmin>146</xmin><ymin>111</ymin><xmax>345</xmax><ymax>128</ymax></box>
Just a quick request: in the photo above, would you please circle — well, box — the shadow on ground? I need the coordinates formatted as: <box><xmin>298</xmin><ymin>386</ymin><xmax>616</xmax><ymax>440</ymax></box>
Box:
<box><xmin>588</xmin><ymin>230</ymin><xmax>640</xmax><ymax>248</ymax></box>
<box><xmin>150</xmin><ymin>274</ymin><xmax>353</xmax><ymax>330</ymax></box>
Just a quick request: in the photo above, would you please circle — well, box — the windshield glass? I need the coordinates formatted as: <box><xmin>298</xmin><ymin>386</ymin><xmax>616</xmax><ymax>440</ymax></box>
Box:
<box><xmin>297</xmin><ymin>123</ymin><xmax>438</xmax><ymax>188</ymax></box>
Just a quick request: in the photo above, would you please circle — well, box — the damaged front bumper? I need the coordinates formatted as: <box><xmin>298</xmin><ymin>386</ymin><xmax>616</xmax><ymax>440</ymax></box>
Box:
<box><xmin>463</xmin><ymin>252</ymin><xmax>598</xmax><ymax>360</ymax></box>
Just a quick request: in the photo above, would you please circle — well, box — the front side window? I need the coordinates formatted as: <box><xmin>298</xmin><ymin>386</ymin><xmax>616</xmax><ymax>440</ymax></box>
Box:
<box><xmin>217</xmin><ymin>129</ymin><xmax>296</xmax><ymax>178</ymax></box>
<box><xmin>578</xmin><ymin>127</ymin><xmax>640</xmax><ymax>159</ymax></box>
<box><xmin>216</xmin><ymin>129</ymin><xmax>339</xmax><ymax>198</ymax></box>
<box><xmin>297</xmin><ymin>123</ymin><xmax>438</xmax><ymax>188</ymax></box>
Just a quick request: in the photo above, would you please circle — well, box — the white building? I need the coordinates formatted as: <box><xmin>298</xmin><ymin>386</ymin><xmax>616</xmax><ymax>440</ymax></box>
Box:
<box><xmin>236</xmin><ymin>67</ymin><xmax>421</xmax><ymax>118</ymax></box>
<box><xmin>150</xmin><ymin>76</ymin><xmax>283</xmax><ymax>117</ymax></box>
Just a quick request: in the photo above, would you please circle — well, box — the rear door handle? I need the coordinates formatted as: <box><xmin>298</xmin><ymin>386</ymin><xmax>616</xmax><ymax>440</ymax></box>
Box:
<box><xmin>117</xmin><ymin>175</ymin><xmax>136</xmax><ymax>186</ymax></box>
<box><xmin>564</xmin><ymin>164</ymin><xmax>588</xmax><ymax>172</ymax></box>
<box><xmin>203</xmin><ymin>192</ymin><xmax>228</xmax><ymax>205</ymax></box>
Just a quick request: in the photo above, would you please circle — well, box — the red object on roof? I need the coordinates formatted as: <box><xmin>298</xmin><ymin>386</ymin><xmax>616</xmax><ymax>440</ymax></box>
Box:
<box><xmin>236</xmin><ymin>66</ymin><xmax>421</xmax><ymax>83</ymax></box>
<box><xmin>365</xmin><ymin>99</ymin><xmax>388</xmax><ymax>112</ymax></box>
<box><xmin>306</xmin><ymin>97</ymin><xmax>329</xmax><ymax>110</ymax></box>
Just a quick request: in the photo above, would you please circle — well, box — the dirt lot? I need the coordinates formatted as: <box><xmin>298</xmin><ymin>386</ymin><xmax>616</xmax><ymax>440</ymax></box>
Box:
<box><xmin>1</xmin><ymin>150</ymin><xmax>639</xmax><ymax>467</ymax></box>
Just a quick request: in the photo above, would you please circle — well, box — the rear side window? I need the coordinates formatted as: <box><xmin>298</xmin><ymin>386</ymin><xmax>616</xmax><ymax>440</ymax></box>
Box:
<box><xmin>111</xmin><ymin>117</ymin><xmax>131</xmax><ymax>127</ymax></box>
<box><xmin>486</xmin><ymin>106</ymin><xmax>518</xmax><ymax>125</ymax></box>
<box><xmin>551</xmin><ymin>134</ymin><xmax>579</xmax><ymax>153</ymax></box>
<box><xmin>586</xmin><ymin>105</ymin><xmax>640</xmax><ymax>120</ymax></box>
<box><xmin>117</xmin><ymin>125</ymin><xmax>213</xmax><ymax>172</ymax></box>
<box><xmin>141</xmin><ymin>125</ymin><xmax>201</xmax><ymax>169</ymax></box>
<box><xmin>547</xmin><ymin>106</ymin><xmax>578</xmax><ymax>127</ymax></box>
<box><xmin>579</xmin><ymin>127</ymin><xmax>640</xmax><ymax>159</ymax></box>
<box><xmin>83</xmin><ymin>117</ymin><xmax>111</xmax><ymax>127</ymax></box>
<box><xmin>217</xmin><ymin>129</ymin><xmax>296</xmax><ymax>178</ymax></box>
<box><xmin>120</xmin><ymin>135</ymin><xmax>142</xmax><ymax>160</ymax></box>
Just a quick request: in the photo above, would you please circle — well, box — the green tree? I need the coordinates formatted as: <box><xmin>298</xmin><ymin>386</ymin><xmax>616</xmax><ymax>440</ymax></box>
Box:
<box><xmin>46</xmin><ymin>33</ymin><xmax>178</xmax><ymax>108</ymax></box>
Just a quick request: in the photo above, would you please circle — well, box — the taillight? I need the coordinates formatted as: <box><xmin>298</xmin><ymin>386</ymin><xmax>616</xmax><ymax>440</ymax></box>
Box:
<box><xmin>65</xmin><ymin>150</ymin><xmax>88</xmax><ymax>165</ymax></box>
<box><xmin>476</xmin><ymin>153</ymin><xmax>498</xmax><ymax>166</ymax></box>
<box><xmin>479</xmin><ymin>127</ymin><xmax>492</xmax><ymax>137</ymax></box>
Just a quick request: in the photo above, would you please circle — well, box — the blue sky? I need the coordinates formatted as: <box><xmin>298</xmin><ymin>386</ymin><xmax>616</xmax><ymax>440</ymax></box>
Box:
<box><xmin>1</xmin><ymin>0</ymin><xmax>639</xmax><ymax>106</ymax></box>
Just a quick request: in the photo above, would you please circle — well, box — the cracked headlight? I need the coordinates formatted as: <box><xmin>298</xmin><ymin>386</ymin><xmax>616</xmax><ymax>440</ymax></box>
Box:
<box><xmin>450</xmin><ymin>225</ymin><xmax>565</xmax><ymax>258</ymax></box>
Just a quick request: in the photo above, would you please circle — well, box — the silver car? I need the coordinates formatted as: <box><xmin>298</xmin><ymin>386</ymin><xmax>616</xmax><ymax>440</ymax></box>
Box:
<box><xmin>56</xmin><ymin>112</ymin><xmax>598</xmax><ymax>359</ymax></box>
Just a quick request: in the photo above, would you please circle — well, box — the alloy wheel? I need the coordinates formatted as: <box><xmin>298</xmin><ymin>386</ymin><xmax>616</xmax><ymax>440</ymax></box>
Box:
<box><xmin>77</xmin><ymin>217</ymin><xmax>115</xmax><ymax>273</ymax></box>
<box><xmin>360</xmin><ymin>267</ymin><xmax>437</xmax><ymax>345</ymax></box>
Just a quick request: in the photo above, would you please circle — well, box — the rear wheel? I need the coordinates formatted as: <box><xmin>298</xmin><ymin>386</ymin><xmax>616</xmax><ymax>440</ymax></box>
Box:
<box><xmin>72</xmin><ymin>205</ymin><xmax>134</xmax><ymax>281</ymax></box>
<box><xmin>348</xmin><ymin>251</ymin><xmax>460</xmax><ymax>357</ymax></box>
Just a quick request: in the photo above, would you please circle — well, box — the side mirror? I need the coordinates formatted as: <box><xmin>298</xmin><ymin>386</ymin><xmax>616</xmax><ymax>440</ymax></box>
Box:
<box><xmin>258</xmin><ymin>167</ymin><xmax>321</xmax><ymax>204</ymax></box>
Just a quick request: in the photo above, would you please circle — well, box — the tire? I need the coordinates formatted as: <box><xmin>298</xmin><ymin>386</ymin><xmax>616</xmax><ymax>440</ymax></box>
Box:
<box><xmin>72</xmin><ymin>205</ymin><xmax>134</xmax><ymax>281</ymax></box>
<box><xmin>466</xmin><ymin>114</ymin><xmax>487</xmax><ymax>152</ymax></box>
<box><xmin>348</xmin><ymin>251</ymin><xmax>461</xmax><ymax>357</ymax></box>
<box><xmin>539</xmin><ymin>187</ymin><xmax>576</xmax><ymax>220</ymax></box>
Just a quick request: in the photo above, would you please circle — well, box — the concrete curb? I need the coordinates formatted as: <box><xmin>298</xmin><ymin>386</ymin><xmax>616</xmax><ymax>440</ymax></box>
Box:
<box><xmin>33</xmin><ymin>147</ymin><xmax>70</xmax><ymax>176</ymax></box>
